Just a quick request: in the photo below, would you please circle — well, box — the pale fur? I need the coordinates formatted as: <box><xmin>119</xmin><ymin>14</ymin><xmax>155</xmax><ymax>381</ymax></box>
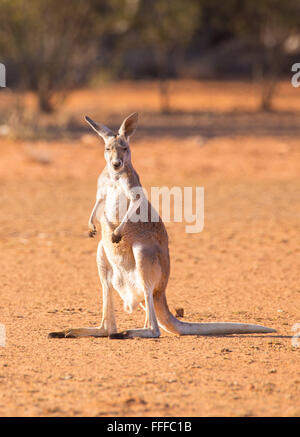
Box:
<box><xmin>49</xmin><ymin>113</ymin><xmax>276</xmax><ymax>339</ymax></box>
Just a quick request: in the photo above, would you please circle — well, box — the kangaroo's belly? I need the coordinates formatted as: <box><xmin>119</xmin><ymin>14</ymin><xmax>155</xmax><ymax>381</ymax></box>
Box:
<box><xmin>111</xmin><ymin>252</ymin><xmax>144</xmax><ymax>313</ymax></box>
<box><xmin>112</xmin><ymin>266</ymin><xmax>145</xmax><ymax>313</ymax></box>
<box><xmin>104</xmin><ymin>247</ymin><xmax>144</xmax><ymax>312</ymax></box>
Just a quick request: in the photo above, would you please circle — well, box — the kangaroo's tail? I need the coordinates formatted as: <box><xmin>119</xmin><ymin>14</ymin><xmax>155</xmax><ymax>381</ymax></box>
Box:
<box><xmin>153</xmin><ymin>291</ymin><xmax>276</xmax><ymax>335</ymax></box>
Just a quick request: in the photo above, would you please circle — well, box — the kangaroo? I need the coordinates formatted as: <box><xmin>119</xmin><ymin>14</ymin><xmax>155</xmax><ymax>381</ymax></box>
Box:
<box><xmin>49</xmin><ymin>113</ymin><xmax>276</xmax><ymax>339</ymax></box>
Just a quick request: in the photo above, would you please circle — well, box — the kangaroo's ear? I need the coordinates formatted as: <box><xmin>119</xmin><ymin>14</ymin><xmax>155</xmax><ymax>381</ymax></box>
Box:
<box><xmin>118</xmin><ymin>112</ymin><xmax>138</xmax><ymax>139</ymax></box>
<box><xmin>85</xmin><ymin>116</ymin><xmax>115</xmax><ymax>142</ymax></box>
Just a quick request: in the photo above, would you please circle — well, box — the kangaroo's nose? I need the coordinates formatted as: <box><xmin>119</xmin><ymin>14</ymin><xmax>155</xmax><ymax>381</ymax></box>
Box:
<box><xmin>112</xmin><ymin>159</ymin><xmax>122</xmax><ymax>169</ymax></box>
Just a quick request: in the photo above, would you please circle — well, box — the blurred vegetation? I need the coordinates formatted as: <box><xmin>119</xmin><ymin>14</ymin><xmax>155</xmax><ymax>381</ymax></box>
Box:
<box><xmin>125</xmin><ymin>0</ymin><xmax>201</xmax><ymax>113</ymax></box>
<box><xmin>1</xmin><ymin>0</ymin><xmax>300</xmax><ymax>114</ymax></box>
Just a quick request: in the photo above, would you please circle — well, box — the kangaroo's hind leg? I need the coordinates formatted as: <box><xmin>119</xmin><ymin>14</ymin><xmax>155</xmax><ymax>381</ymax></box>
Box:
<box><xmin>49</xmin><ymin>241</ymin><xmax>117</xmax><ymax>338</ymax></box>
<box><xmin>110</xmin><ymin>242</ymin><xmax>160</xmax><ymax>339</ymax></box>
<box><xmin>96</xmin><ymin>240</ymin><xmax>117</xmax><ymax>334</ymax></box>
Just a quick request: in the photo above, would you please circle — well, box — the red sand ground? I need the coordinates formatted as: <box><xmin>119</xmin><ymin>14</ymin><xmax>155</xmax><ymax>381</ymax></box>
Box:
<box><xmin>0</xmin><ymin>81</ymin><xmax>299</xmax><ymax>416</ymax></box>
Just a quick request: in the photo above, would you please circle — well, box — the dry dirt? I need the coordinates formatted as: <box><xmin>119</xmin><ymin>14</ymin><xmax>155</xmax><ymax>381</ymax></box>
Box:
<box><xmin>0</xmin><ymin>81</ymin><xmax>299</xmax><ymax>417</ymax></box>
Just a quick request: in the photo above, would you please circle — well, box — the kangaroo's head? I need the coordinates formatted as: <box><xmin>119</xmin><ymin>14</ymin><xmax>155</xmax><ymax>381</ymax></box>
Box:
<box><xmin>85</xmin><ymin>112</ymin><xmax>138</xmax><ymax>174</ymax></box>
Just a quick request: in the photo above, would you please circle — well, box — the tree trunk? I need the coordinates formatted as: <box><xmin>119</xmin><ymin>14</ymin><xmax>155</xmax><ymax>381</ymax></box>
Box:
<box><xmin>253</xmin><ymin>45</ymin><xmax>281</xmax><ymax>112</ymax></box>
<box><xmin>260</xmin><ymin>78</ymin><xmax>277</xmax><ymax>111</ymax></box>
<box><xmin>156</xmin><ymin>49</ymin><xmax>170</xmax><ymax>114</ymax></box>
<box><xmin>159</xmin><ymin>77</ymin><xmax>170</xmax><ymax>114</ymax></box>
<box><xmin>37</xmin><ymin>86</ymin><xmax>54</xmax><ymax>113</ymax></box>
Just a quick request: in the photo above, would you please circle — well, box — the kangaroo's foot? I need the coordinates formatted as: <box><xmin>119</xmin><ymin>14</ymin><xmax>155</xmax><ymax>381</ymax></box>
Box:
<box><xmin>48</xmin><ymin>327</ymin><xmax>110</xmax><ymax>338</ymax></box>
<box><xmin>109</xmin><ymin>327</ymin><xmax>160</xmax><ymax>339</ymax></box>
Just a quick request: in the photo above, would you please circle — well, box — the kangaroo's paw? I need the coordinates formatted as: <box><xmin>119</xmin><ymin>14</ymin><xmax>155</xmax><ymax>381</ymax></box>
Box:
<box><xmin>88</xmin><ymin>224</ymin><xmax>97</xmax><ymax>238</ymax></box>
<box><xmin>111</xmin><ymin>231</ymin><xmax>122</xmax><ymax>244</ymax></box>
<box><xmin>109</xmin><ymin>328</ymin><xmax>160</xmax><ymax>339</ymax></box>
<box><xmin>48</xmin><ymin>327</ymin><xmax>109</xmax><ymax>338</ymax></box>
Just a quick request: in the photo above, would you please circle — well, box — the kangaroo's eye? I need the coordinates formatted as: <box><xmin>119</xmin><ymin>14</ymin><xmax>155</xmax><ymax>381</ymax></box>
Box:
<box><xmin>105</xmin><ymin>148</ymin><xmax>111</xmax><ymax>152</ymax></box>
<box><xmin>123</xmin><ymin>147</ymin><xmax>128</xmax><ymax>152</ymax></box>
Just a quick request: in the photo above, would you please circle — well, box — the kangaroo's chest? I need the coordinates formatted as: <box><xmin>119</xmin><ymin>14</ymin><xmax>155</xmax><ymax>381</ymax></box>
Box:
<box><xmin>104</xmin><ymin>184</ymin><xmax>129</xmax><ymax>225</ymax></box>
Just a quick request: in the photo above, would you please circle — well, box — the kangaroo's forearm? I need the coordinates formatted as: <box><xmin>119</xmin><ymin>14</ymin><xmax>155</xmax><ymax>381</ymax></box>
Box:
<box><xmin>89</xmin><ymin>197</ymin><xmax>105</xmax><ymax>224</ymax></box>
<box><xmin>88</xmin><ymin>197</ymin><xmax>104</xmax><ymax>237</ymax></box>
<box><xmin>113</xmin><ymin>197</ymin><xmax>143</xmax><ymax>236</ymax></box>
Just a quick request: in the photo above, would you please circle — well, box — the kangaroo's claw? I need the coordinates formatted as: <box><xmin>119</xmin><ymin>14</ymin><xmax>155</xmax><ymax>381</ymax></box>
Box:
<box><xmin>48</xmin><ymin>331</ymin><xmax>67</xmax><ymax>338</ymax></box>
<box><xmin>88</xmin><ymin>224</ymin><xmax>97</xmax><ymax>238</ymax></box>
<box><xmin>112</xmin><ymin>232</ymin><xmax>122</xmax><ymax>243</ymax></box>
<box><xmin>48</xmin><ymin>329</ymin><xmax>79</xmax><ymax>338</ymax></box>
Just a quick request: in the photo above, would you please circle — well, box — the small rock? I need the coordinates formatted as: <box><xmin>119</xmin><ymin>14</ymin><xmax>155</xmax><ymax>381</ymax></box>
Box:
<box><xmin>221</xmin><ymin>348</ymin><xmax>232</xmax><ymax>353</ymax></box>
<box><xmin>61</xmin><ymin>374</ymin><xmax>73</xmax><ymax>380</ymax></box>
<box><xmin>125</xmin><ymin>397</ymin><xmax>135</xmax><ymax>405</ymax></box>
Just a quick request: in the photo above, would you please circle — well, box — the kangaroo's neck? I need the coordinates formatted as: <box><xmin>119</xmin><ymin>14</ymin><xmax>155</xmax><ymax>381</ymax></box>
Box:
<box><xmin>107</xmin><ymin>161</ymin><xmax>141</xmax><ymax>188</ymax></box>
